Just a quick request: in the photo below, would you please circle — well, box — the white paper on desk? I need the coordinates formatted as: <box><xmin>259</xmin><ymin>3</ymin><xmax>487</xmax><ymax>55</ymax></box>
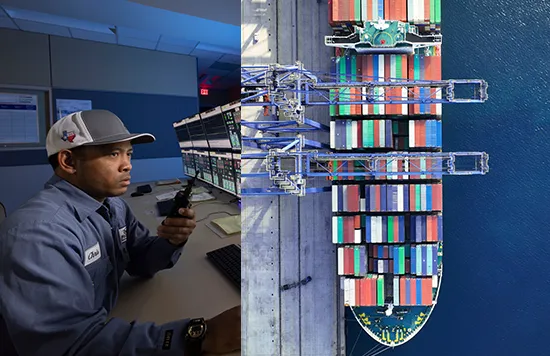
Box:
<box><xmin>190</xmin><ymin>192</ymin><xmax>215</xmax><ymax>202</ymax></box>
<box><xmin>155</xmin><ymin>191</ymin><xmax>178</xmax><ymax>201</ymax></box>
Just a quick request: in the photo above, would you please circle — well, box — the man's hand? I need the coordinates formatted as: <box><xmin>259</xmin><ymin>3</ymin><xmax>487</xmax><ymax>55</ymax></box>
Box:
<box><xmin>202</xmin><ymin>305</ymin><xmax>241</xmax><ymax>355</ymax></box>
<box><xmin>157</xmin><ymin>208</ymin><xmax>196</xmax><ymax>246</ymax></box>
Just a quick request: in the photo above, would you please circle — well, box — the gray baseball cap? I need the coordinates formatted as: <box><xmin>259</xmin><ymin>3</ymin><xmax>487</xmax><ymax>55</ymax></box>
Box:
<box><xmin>46</xmin><ymin>109</ymin><xmax>155</xmax><ymax>157</ymax></box>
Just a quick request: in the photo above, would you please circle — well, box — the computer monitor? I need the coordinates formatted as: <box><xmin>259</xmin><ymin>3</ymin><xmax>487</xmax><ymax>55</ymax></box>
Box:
<box><xmin>181</xmin><ymin>149</ymin><xmax>196</xmax><ymax>176</ymax></box>
<box><xmin>186</xmin><ymin>114</ymin><xmax>209</xmax><ymax>149</ymax></box>
<box><xmin>232</xmin><ymin>153</ymin><xmax>241</xmax><ymax>197</ymax></box>
<box><xmin>221</xmin><ymin>101</ymin><xmax>241</xmax><ymax>150</ymax></box>
<box><xmin>200</xmin><ymin>107</ymin><xmax>232</xmax><ymax>150</ymax></box>
<box><xmin>173</xmin><ymin>119</ymin><xmax>193</xmax><ymax>149</ymax></box>
<box><xmin>210</xmin><ymin>151</ymin><xmax>237</xmax><ymax>195</ymax></box>
<box><xmin>194</xmin><ymin>150</ymin><xmax>213</xmax><ymax>184</ymax></box>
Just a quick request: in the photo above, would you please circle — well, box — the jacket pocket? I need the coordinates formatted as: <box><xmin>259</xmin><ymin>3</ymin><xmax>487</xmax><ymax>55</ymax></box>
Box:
<box><xmin>85</xmin><ymin>258</ymin><xmax>113</xmax><ymax>310</ymax></box>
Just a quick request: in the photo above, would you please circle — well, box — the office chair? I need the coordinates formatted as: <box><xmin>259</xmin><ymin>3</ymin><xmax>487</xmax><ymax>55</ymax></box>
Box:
<box><xmin>0</xmin><ymin>201</ymin><xmax>6</xmax><ymax>224</ymax></box>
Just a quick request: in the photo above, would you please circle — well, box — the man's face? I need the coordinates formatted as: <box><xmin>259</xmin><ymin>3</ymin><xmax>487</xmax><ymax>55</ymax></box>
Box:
<box><xmin>71</xmin><ymin>141</ymin><xmax>134</xmax><ymax>200</ymax></box>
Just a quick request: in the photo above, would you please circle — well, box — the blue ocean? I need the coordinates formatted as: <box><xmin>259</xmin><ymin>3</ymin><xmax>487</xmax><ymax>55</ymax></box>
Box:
<box><xmin>346</xmin><ymin>0</ymin><xmax>550</xmax><ymax>355</ymax></box>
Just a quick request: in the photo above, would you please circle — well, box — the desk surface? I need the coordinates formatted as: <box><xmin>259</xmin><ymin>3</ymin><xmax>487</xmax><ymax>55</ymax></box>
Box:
<box><xmin>110</xmin><ymin>180</ymin><xmax>241</xmax><ymax>354</ymax></box>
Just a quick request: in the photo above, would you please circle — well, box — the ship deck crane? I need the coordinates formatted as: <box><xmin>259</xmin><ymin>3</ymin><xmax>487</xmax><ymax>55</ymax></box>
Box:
<box><xmin>240</xmin><ymin>63</ymin><xmax>489</xmax><ymax>196</ymax></box>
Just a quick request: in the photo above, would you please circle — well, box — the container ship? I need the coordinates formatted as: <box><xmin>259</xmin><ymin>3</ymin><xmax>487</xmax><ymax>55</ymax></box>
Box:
<box><xmin>328</xmin><ymin>0</ymin><xmax>444</xmax><ymax>347</ymax></box>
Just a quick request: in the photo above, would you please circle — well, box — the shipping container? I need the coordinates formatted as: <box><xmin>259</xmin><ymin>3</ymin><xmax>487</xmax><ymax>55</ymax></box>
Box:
<box><xmin>377</xmin><ymin>275</ymin><xmax>385</xmax><ymax>306</ymax></box>
<box><xmin>393</xmin><ymin>276</ymin><xmax>400</xmax><ymax>306</ymax></box>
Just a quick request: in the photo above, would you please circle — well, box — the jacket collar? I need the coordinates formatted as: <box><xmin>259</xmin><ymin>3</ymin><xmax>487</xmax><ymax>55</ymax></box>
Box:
<box><xmin>45</xmin><ymin>175</ymin><xmax>111</xmax><ymax>222</ymax></box>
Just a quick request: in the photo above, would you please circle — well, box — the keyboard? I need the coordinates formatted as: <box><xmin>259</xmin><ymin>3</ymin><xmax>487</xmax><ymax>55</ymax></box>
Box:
<box><xmin>206</xmin><ymin>244</ymin><xmax>241</xmax><ymax>289</ymax></box>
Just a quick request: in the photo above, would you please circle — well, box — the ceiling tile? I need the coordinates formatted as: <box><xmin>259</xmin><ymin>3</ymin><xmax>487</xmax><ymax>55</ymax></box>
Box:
<box><xmin>190</xmin><ymin>48</ymin><xmax>223</xmax><ymax>61</ymax></box>
<box><xmin>14</xmin><ymin>19</ymin><xmax>71</xmax><ymax>37</ymax></box>
<box><xmin>117</xmin><ymin>36</ymin><xmax>158</xmax><ymax>50</ymax></box>
<box><xmin>218</xmin><ymin>53</ymin><xmax>240</xmax><ymax>64</ymax></box>
<box><xmin>0</xmin><ymin>17</ymin><xmax>17</xmax><ymax>29</ymax></box>
<box><xmin>70</xmin><ymin>27</ymin><xmax>116</xmax><ymax>44</ymax></box>
<box><xmin>197</xmin><ymin>59</ymin><xmax>216</xmax><ymax>71</ymax></box>
<box><xmin>203</xmin><ymin>68</ymin><xmax>231</xmax><ymax>77</ymax></box>
<box><xmin>210</xmin><ymin>61</ymin><xmax>239</xmax><ymax>72</ymax></box>
<box><xmin>156</xmin><ymin>42</ymin><xmax>194</xmax><ymax>55</ymax></box>
<box><xmin>159</xmin><ymin>34</ymin><xmax>198</xmax><ymax>47</ymax></box>
<box><xmin>115</xmin><ymin>25</ymin><xmax>160</xmax><ymax>42</ymax></box>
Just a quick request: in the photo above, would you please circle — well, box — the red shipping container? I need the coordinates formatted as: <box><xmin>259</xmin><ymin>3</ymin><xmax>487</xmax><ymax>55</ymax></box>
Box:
<box><xmin>329</xmin><ymin>0</ymin><xmax>335</xmax><ymax>25</ymax></box>
<box><xmin>400</xmin><ymin>277</ymin><xmax>406</xmax><ymax>306</ymax></box>
<box><xmin>355</xmin><ymin>278</ymin><xmax>362</xmax><ymax>306</ymax></box>
<box><xmin>410</xmin><ymin>184</ymin><xmax>416</xmax><ymax>211</ymax></box>
<box><xmin>354</xmin><ymin>215</ymin><xmax>361</xmax><ymax>231</ymax></box>
<box><xmin>424</xmin><ymin>0</ymin><xmax>431</xmax><ymax>22</ymax></box>
<box><xmin>433</xmin><ymin>184</ymin><xmax>442</xmax><ymax>211</ymax></box>
<box><xmin>368</xmin><ymin>257</ymin><xmax>374</xmax><ymax>272</ymax></box>
<box><xmin>410</xmin><ymin>277</ymin><xmax>417</xmax><ymax>305</ymax></box>
<box><xmin>422</xmin><ymin>278</ymin><xmax>432</xmax><ymax>305</ymax></box>
<box><xmin>347</xmin><ymin>185</ymin><xmax>360</xmax><ymax>211</ymax></box>
<box><xmin>345</xmin><ymin>216</ymin><xmax>354</xmax><ymax>243</ymax></box>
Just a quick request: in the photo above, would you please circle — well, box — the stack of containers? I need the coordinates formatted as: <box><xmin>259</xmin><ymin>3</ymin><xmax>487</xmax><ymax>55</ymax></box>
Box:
<box><xmin>410</xmin><ymin>244</ymin><xmax>438</xmax><ymax>276</ymax></box>
<box><xmin>395</xmin><ymin>276</ymin><xmax>433</xmax><ymax>306</ymax></box>
<box><xmin>332</xmin><ymin>183</ymin><xmax>443</xmax><ymax>213</ymax></box>
<box><xmin>338</xmin><ymin>245</ymin><xmax>369</xmax><ymax>276</ymax></box>
<box><xmin>411</xmin><ymin>214</ymin><xmax>443</xmax><ymax>242</ymax></box>
<box><xmin>330</xmin><ymin>0</ymin><xmax>443</xmax><ymax>313</ymax></box>
<box><xmin>343</xmin><ymin>275</ymin><xmax>386</xmax><ymax>307</ymax></box>
<box><xmin>344</xmin><ymin>276</ymin><xmax>434</xmax><ymax>307</ymax></box>
<box><xmin>368</xmin><ymin>244</ymin><xmax>409</xmax><ymax>274</ymax></box>
<box><xmin>330</xmin><ymin>118</ymin><xmax>441</xmax><ymax>150</ymax></box>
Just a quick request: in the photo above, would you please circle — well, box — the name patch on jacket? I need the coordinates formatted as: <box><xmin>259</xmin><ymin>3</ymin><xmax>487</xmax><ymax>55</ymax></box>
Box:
<box><xmin>84</xmin><ymin>242</ymin><xmax>101</xmax><ymax>266</ymax></box>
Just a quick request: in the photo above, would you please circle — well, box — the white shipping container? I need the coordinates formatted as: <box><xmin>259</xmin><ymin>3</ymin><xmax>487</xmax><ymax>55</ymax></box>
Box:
<box><xmin>330</xmin><ymin>121</ymin><xmax>336</xmax><ymax>148</ymax></box>
<box><xmin>332</xmin><ymin>185</ymin><xmax>338</xmax><ymax>212</ymax></box>
<box><xmin>332</xmin><ymin>216</ymin><xmax>339</xmax><ymax>244</ymax></box>
<box><xmin>409</xmin><ymin>120</ymin><xmax>416</xmax><ymax>148</ymax></box>
<box><xmin>338</xmin><ymin>247</ymin><xmax>344</xmax><ymax>275</ymax></box>
<box><xmin>394</xmin><ymin>276</ymin><xmax>400</xmax><ymax>306</ymax></box>
<box><xmin>352</xmin><ymin>121</ymin><xmax>358</xmax><ymax>148</ymax></box>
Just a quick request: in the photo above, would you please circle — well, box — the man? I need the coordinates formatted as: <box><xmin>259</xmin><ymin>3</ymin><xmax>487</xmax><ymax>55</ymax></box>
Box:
<box><xmin>0</xmin><ymin>110</ymin><xmax>240</xmax><ymax>355</ymax></box>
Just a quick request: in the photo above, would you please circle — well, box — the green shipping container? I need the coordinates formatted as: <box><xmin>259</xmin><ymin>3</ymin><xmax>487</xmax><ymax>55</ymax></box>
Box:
<box><xmin>377</xmin><ymin>276</ymin><xmax>384</xmax><ymax>306</ymax></box>
<box><xmin>430</xmin><ymin>0</ymin><xmax>436</xmax><ymax>24</ymax></box>
<box><xmin>399</xmin><ymin>246</ymin><xmax>405</xmax><ymax>274</ymax></box>
<box><xmin>355</xmin><ymin>0</ymin><xmax>361</xmax><ymax>22</ymax></box>
<box><xmin>330</xmin><ymin>89</ymin><xmax>336</xmax><ymax>116</ymax></box>
<box><xmin>415</xmin><ymin>185</ymin><xmax>421</xmax><ymax>211</ymax></box>
<box><xmin>337</xmin><ymin>216</ymin><xmax>344</xmax><ymax>243</ymax></box>
<box><xmin>435</xmin><ymin>0</ymin><xmax>441</xmax><ymax>23</ymax></box>
<box><xmin>388</xmin><ymin>216</ymin><xmax>394</xmax><ymax>243</ymax></box>
<box><xmin>414</xmin><ymin>55</ymin><xmax>420</xmax><ymax>80</ymax></box>
<box><xmin>354</xmin><ymin>247</ymin><xmax>360</xmax><ymax>276</ymax></box>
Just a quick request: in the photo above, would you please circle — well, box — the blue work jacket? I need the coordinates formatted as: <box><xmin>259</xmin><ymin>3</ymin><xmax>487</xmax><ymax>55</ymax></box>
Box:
<box><xmin>0</xmin><ymin>175</ymin><xmax>189</xmax><ymax>355</ymax></box>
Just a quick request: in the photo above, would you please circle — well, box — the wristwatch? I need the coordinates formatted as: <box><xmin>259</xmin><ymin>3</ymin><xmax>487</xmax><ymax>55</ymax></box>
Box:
<box><xmin>184</xmin><ymin>318</ymin><xmax>207</xmax><ymax>355</ymax></box>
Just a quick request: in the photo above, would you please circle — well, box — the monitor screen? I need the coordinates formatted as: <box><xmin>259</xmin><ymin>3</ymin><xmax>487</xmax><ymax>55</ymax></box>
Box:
<box><xmin>173</xmin><ymin>120</ymin><xmax>193</xmax><ymax>149</ymax></box>
<box><xmin>200</xmin><ymin>107</ymin><xmax>232</xmax><ymax>150</ymax></box>
<box><xmin>181</xmin><ymin>150</ymin><xmax>195</xmax><ymax>176</ymax></box>
<box><xmin>232</xmin><ymin>152</ymin><xmax>241</xmax><ymax>196</ymax></box>
<box><xmin>210</xmin><ymin>151</ymin><xmax>237</xmax><ymax>194</ymax></box>
<box><xmin>194</xmin><ymin>150</ymin><xmax>213</xmax><ymax>184</ymax></box>
<box><xmin>221</xmin><ymin>101</ymin><xmax>241</xmax><ymax>150</ymax></box>
<box><xmin>186</xmin><ymin>114</ymin><xmax>209</xmax><ymax>149</ymax></box>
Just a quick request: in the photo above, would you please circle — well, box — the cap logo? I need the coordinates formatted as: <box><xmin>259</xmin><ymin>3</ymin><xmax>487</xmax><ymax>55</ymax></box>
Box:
<box><xmin>61</xmin><ymin>130</ymin><xmax>76</xmax><ymax>143</ymax></box>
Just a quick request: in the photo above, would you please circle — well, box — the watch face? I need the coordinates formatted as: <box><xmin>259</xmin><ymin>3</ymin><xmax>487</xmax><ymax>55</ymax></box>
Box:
<box><xmin>188</xmin><ymin>324</ymin><xmax>205</xmax><ymax>339</ymax></box>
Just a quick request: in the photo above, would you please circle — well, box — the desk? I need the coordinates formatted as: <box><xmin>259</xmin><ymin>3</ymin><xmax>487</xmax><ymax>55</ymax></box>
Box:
<box><xmin>109</xmin><ymin>179</ymin><xmax>241</xmax><ymax>355</ymax></box>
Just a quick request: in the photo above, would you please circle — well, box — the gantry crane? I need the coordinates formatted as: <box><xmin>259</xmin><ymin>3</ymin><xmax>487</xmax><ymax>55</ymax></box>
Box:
<box><xmin>240</xmin><ymin>62</ymin><xmax>489</xmax><ymax>196</ymax></box>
